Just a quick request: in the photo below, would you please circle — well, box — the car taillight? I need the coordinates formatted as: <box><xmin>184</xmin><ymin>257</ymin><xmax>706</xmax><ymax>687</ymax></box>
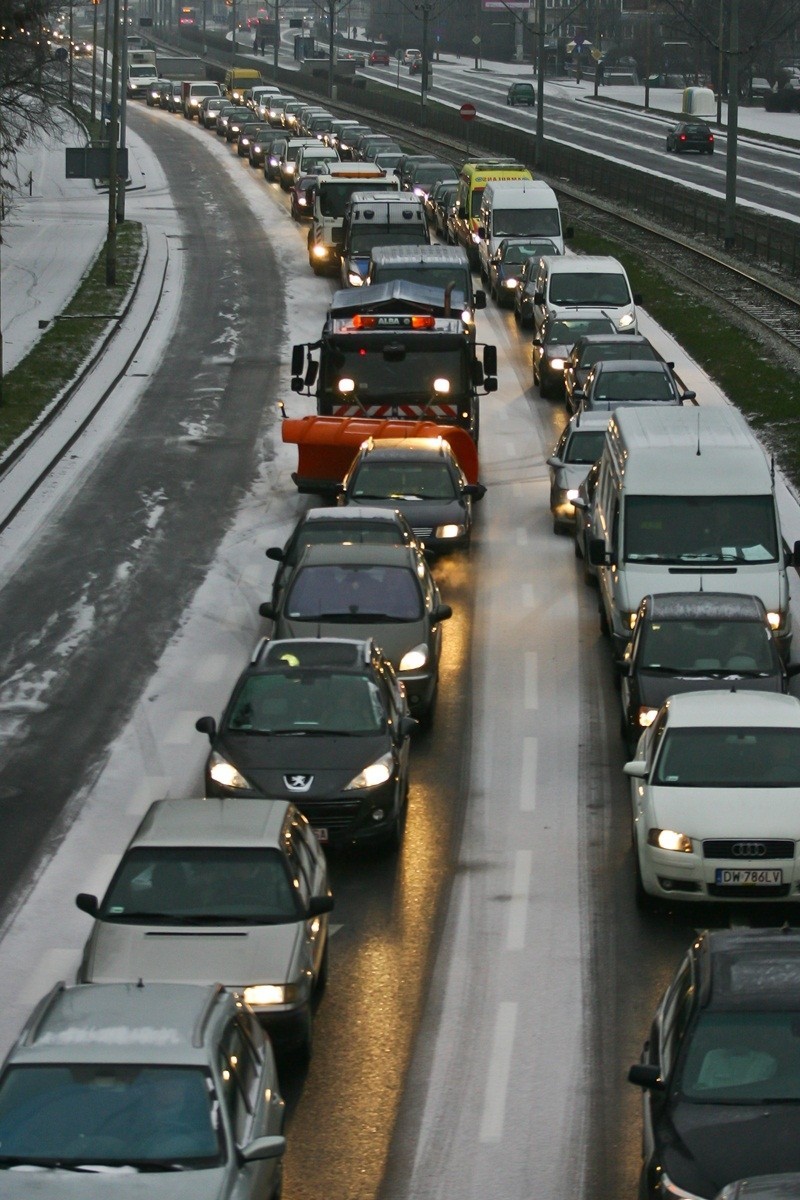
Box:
<box><xmin>679</xmin><ymin>133</ymin><xmax>687</xmax><ymax>141</ymax></box>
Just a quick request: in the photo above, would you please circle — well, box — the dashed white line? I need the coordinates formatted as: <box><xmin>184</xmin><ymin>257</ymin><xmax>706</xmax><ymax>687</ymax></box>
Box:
<box><xmin>506</xmin><ymin>850</ymin><xmax>533</xmax><ymax>950</ymax></box>
<box><xmin>524</xmin><ymin>651</ymin><xmax>538</xmax><ymax>709</ymax></box>
<box><xmin>520</xmin><ymin>735</ymin><xmax>537</xmax><ymax>812</ymax></box>
<box><xmin>479</xmin><ymin>1001</ymin><xmax>518</xmax><ymax>1142</ymax></box>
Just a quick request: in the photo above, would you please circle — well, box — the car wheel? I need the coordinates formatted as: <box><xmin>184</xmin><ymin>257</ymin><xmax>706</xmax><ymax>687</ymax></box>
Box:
<box><xmin>315</xmin><ymin>939</ymin><xmax>329</xmax><ymax>993</ymax></box>
<box><xmin>665</xmin><ymin>140</ymin><xmax>671</xmax><ymax>152</ymax></box>
<box><xmin>599</xmin><ymin>603</ymin><xmax>610</xmax><ymax>637</ymax></box>
<box><xmin>532</xmin><ymin>357</ymin><xmax>540</xmax><ymax>386</ymax></box>
<box><xmin>583</xmin><ymin>556</ymin><xmax>596</xmax><ymax>587</ymax></box>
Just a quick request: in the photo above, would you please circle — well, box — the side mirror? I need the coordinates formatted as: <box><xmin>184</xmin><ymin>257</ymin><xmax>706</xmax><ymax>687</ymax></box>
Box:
<box><xmin>240</xmin><ymin>1136</ymin><xmax>286</xmax><ymax>1165</ymax></box>
<box><xmin>474</xmin><ymin>290</ymin><xmax>486</xmax><ymax>310</ymax></box>
<box><xmin>573</xmin><ymin>386</ymin><xmax>585</xmax><ymax>399</ymax></box>
<box><xmin>681</xmin><ymin>390</ymin><xmax>696</xmax><ymax>402</ymax></box>
<box><xmin>633</xmin><ymin>292</ymin><xmax>644</xmax><ymax>305</ymax></box>
<box><xmin>195</xmin><ymin>715</ymin><xmax>217</xmax><ymax>739</ymax></box>
<box><xmin>483</xmin><ymin>345</ymin><xmax>498</xmax><ymax>376</ymax></box>
<box><xmin>399</xmin><ymin>715</ymin><xmax>419</xmax><ymax>738</ymax></box>
<box><xmin>484</xmin><ymin>378</ymin><xmax>498</xmax><ymax>393</ymax></box>
<box><xmin>794</xmin><ymin>539</ymin><xmax>800</xmax><ymax>567</ymax></box>
<box><xmin>75</xmin><ymin>893</ymin><xmax>99</xmax><ymax>917</ymax></box>
<box><xmin>546</xmin><ymin>455</ymin><xmax>562</xmax><ymax>468</ymax></box>
<box><xmin>433</xmin><ymin>603</ymin><xmax>453</xmax><ymax>622</ymax></box>
<box><xmin>628</xmin><ymin>1063</ymin><xmax>664</xmax><ymax>1090</ymax></box>
<box><xmin>290</xmin><ymin>344</ymin><xmax>305</xmax><ymax>376</ymax></box>
<box><xmin>265</xmin><ymin>546</ymin><xmax>284</xmax><ymax>562</ymax></box>
<box><xmin>623</xmin><ymin>760</ymin><xmax>648</xmax><ymax>778</ymax></box>
<box><xmin>463</xmin><ymin>482</ymin><xmax>487</xmax><ymax>501</ymax></box>
<box><xmin>259</xmin><ymin>602</ymin><xmax>277</xmax><ymax>620</ymax></box>
<box><xmin>533</xmin><ymin>336</ymin><xmax>542</xmax><ymax>347</ymax></box>
<box><xmin>564</xmin><ymin>225</ymin><xmax>574</xmax><ymax>239</ymax></box>
<box><xmin>307</xmin><ymin>893</ymin><xmax>334</xmax><ymax>917</ymax></box>
<box><xmin>587</xmin><ymin>537</ymin><xmax>607</xmax><ymax>566</ymax></box>
<box><xmin>476</xmin><ymin>225</ymin><xmax>485</xmax><ymax>239</ymax></box>
<box><xmin>534</xmin><ymin>290</ymin><xmax>544</xmax><ymax>304</ymax></box>
<box><xmin>458</xmin><ymin>205</ymin><xmax>466</xmax><ymax>219</ymax></box>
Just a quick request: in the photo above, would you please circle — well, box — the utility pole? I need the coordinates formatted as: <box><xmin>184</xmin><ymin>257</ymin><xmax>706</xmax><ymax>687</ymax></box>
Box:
<box><xmin>273</xmin><ymin>0</ymin><xmax>280</xmax><ymax>75</ymax></box>
<box><xmin>68</xmin><ymin>0</ymin><xmax>74</xmax><ymax>106</ymax></box>
<box><xmin>106</xmin><ymin>0</ymin><xmax>121</xmax><ymax>285</ymax></box>
<box><xmin>416</xmin><ymin>0</ymin><xmax>431</xmax><ymax>125</ymax></box>
<box><xmin>716</xmin><ymin>0</ymin><xmax>724</xmax><ymax>127</ymax></box>
<box><xmin>534</xmin><ymin>0</ymin><xmax>544</xmax><ymax>166</ymax></box>
<box><xmin>117</xmin><ymin>0</ymin><xmax>129</xmax><ymax>222</ymax></box>
<box><xmin>90</xmin><ymin>0</ymin><xmax>99</xmax><ymax>122</ymax></box>
<box><xmin>101</xmin><ymin>0</ymin><xmax>111</xmax><ymax>131</ymax></box>
<box><xmin>643</xmin><ymin>0</ymin><xmax>650</xmax><ymax>110</ymax></box>
<box><xmin>723</xmin><ymin>0</ymin><xmax>739</xmax><ymax>248</ymax></box>
<box><xmin>232</xmin><ymin>0</ymin><xmax>238</xmax><ymax>60</ymax></box>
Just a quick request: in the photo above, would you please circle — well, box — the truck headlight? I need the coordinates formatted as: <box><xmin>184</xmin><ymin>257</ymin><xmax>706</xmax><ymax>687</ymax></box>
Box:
<box><xmin>647</xmin><ymin>829</ymin><xmax>693</xmax><ymax>853</ymax></box>
<box><xmin>433</xmin><ymin>378</ymin><xmax>450</xmax><ymax>394</ymax></box>
<box><xmin>345</xmin><ymin>752</ymin><xmax>393</xmax><ymax>790</ymax></box>
<box><xmin>312</xmin><ymin>244</ymin><xmax>327</xmax><ymax>258</ymax></box>
<box><xmin>208</xmin><ymin>751</ymin><xmax>251</xmax><ymax>791</ymax></box>
<box><xmin>337</xmin><ymin>377</ymin><xmax>355</xmax><ymax>394</ymax></box>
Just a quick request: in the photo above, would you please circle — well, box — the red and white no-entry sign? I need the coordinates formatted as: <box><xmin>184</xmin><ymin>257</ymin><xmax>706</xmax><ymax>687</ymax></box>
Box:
<box><xmin>459</xmin><ymin>102</ymin><xmax>477</xmax><ymax>121</ymax></box>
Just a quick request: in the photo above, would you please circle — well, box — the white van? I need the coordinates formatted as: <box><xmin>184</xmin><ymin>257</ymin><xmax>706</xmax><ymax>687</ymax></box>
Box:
<box><xmin>532</xmin><ymin>255</ymin><xmax>641</xmax><ymax>337</ymax></box>
<box><xmin>308</xmin><ymin>164</ymin><xmax>400</xmax><ymax>274</ymax></box>
<box><xmin>586</xmin><ymin>406</ymin><xmax>794</xmax><ymax>662</ymax></box>
<box><xmin>340</xmin><ymin>192</ymin><xmax>428</xmax><ymax>287</ymax></box>
<box><xmin>477</xmin><ymin>179</ymin><xmax>566</xmax><ymax>277</ymax></box>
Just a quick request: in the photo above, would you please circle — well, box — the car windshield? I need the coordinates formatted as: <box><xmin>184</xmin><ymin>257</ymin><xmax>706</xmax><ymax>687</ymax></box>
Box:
<box><xmin>493</xmin><ymin>208</ymin><xmax>561</xmax><ymax>238</ymax></box>
<box><xmin>502</xmin><ymin>243</ymin><xmax>545</xmax><ymax>265</ymax></box>
<box><xmin>0</xmin><ymin>1065</ymin><xmax>223</xmax><ymax>1168</ymax></box>
<box><xmin>652</xmin><ymin>727</ymin><xmax>800</xmax><ymax>787</ymax></box>
<box><xmin>548</xmin><ymin>318</ymin><xmax>616</xmax><ymax>343</ymax></box>
<box><xmin>289</xmin><ymin>520</ymin><xmax>407</xmax><ymax>561</ymax></box>
<box><xmin>228</xmin><ymin>670</ymin><xmax>385</xmax><ymax>735</ymax></box>
<box><xmin>624</xmin><ymin>495</ymin><xmax>779</xmax><ymax>565</ymax></box>
<box><xmin>351</xmin><ymin>461</ymin><xmax>458</xmax><ymax>501</ymax></box>
<box><xmin>549</xmin><ymin>271</ymin><xmax>631</xmax><ymax>305</ymax></box>
<box><xmin>319</xmin><ymin>181</ymin><xmax>395</xmax><ymax>217</ymax></box>
<box><xmin>286</xmin><ymin>564</ymin><xmax>424</xmax><ymax>621</ymax></box>
<box><xmin>678</xmin><ymin>1010</ymin><xmax>800</xmax><ymax>1103</ymax></box>
<box><xmin>413</xmin><ymin>167</ymin><xmax>457</xmax><ymax>185</ymax></box>
<box><xmin>592</xmin><ymin>368</ymin><xmax>673</xmax><ymax>403</ymax></box>
<box><xmin>637</xmin><ymin>617</ymin><xmax>776</xmax><ymax>674</ymax></box>
<box><xmin>563</xmin><ymin>430</ymin><xmax>606</xmax><ymax>464</ymax></box>
<box><xmin>377</xmin><ymin>266</ymin><xmax>468</xmax><ymax>298</ymax></box>
<box><xmin>349</xmin><ymin>230</ymin><xmax>426</xmax><ymax>253</ymax></box>
<box><xmin>99</xmin><ymin>846</ymin><xmax>301</xmax><ymax>923</ymax></box>
<box><xmin>578</xmin><ymin>341</ymin><xmax>655</xmax><ymax>368</ymax></box>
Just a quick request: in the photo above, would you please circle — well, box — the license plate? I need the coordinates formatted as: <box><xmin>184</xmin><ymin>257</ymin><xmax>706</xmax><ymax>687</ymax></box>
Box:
<box><xmin>313</xmin><ymin>828</ymin><xmax>328</xmax><ymax>843</ymax></box>
<box><xmin>715</xmin><ymin>868</ymin><xmax>782</xmax><ymax>887</ymax></box>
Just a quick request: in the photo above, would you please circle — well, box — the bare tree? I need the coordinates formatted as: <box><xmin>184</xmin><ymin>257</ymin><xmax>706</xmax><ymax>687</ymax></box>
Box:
<box><xmin>1</xmin><ymin>0</ymin><xmax>66</xmax><ymax>181</ymax></box>
<box><xmin>656</xmin><ymin>0</ymin><xmax>800</xmax><ymax>77</ymax></box>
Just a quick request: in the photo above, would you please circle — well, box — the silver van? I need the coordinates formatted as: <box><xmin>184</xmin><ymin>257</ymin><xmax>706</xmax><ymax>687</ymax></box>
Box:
<box><xmin>532</xmin><ymin>254</ymin><xmax>641</xmax><ymax>337</ymax></box>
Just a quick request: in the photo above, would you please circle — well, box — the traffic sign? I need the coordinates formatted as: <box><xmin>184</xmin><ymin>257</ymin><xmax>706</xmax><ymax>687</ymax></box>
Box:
<box><xmin>460</xmin><ymin>102</ymin><xmax>477</xmax><ymax>121</ymax></box>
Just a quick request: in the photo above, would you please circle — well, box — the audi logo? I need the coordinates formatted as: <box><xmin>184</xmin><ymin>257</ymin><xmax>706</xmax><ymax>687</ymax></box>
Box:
<box><xmin>731</xmin><ymin>842</ymin><xmax>767</xmax><ymax>858</ymax></box>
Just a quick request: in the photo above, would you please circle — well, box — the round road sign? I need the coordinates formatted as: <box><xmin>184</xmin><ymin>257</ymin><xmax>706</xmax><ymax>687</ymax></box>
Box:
<box><xmin>460</xmin><ymin>102</ymin><xmax>477</xmax><ymax>121</ymax></box>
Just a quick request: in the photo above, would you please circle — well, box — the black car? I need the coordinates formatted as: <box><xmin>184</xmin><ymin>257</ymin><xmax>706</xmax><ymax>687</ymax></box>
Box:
<box><xmin>225</xmin><ymin>108</ymin><xmax>253</xmax><ymax>142</ymax></box>
<box><xmin>215</xmin><ymin>104</ymin><xmax>241</xmax><ymax>136</ymax></box>
<box><xmin>236</xmin><ymin>122</ymin><xmax>264</xmax><ymax>158</ymax></box>
<box><xmin>488</xmin><ymin>239</ymin><xmax>545</xmax><ymax>308</ymax></box>
<box><xmin>533</xmin><ymin>312</ymin><xmax>617</xmax><ymax>399</ymax></box>
<box><xmin>507</xmin><ymin>81</ymin><xmax>536</xmax><ymax>106</ymax></box>
<box><xmin>619</xmin><ymin>592</ymin><xmax>799</xmax><ymax>751</ymax></box>
<box><xmin>339</xmin><ymin>437</ymin><xmax>486</xmax><ymax>555</ymax></box>
<box><xmin>666</xmin><ymin>120</ymin><xmax>715</xmax><ymax>154</ymax></box>
<box><xmin>196</xmin><ymin>638</ymin><xmax>416</xmax><ymax>849</ymax></box>
<box><xmin>578</xmin><ymin>359</ymin><xmax>695</xmax><ymax>411</ymax></box>
<box><xmin>629</xmin><ymin>927</ymin><xmax>800</xmax><ymax>1199</ymax></box>
<box><xmin>264</xmin><ymin>136</ymin><xmax>289</xmax><ymax>182</ymax></box>
<box><xmin>564</xmin><ymin>332</ymin><xmax>659</xmax><ymax>414</ymax></box>
<box><xmin>265</xmin><ymin>506</ymin><xmax>424</xmax><ymax>610</ymax></box>
<box><xmin>246</xmin><ymin>125</ymin><xmax>279</xmax><ymax>168</ymax></box>
<box><xmin>511</xmin><ymin>242</ymin><xmax>561</xmax><ymax>326</ymax></box>
<box><xmin>573</xmin><ymin>458</ymin><xmax>601</xmax><ymax>584</ymax></box>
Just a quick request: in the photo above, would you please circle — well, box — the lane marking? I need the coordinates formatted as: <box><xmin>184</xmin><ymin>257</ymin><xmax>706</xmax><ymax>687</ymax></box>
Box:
<box><xmin>520</xmin><ymin>735</ymin><xmax>537</xmax><ymax>812</ymax></box>
<box><xmin>524</xmin><ymin>651</ymin><xmax>538</xmax><ymax>709</ymax></box>
<box><xmin>521</xmin><ymin>582</ymin><xmax>535</xmax><ymax>609</ymax></box>
<box><xmin>506</xmin><ymin>850</ymin><xmax>533</xmax><ymax>950</ymax></box>
<box><xmin>479</xmin><ymin>1001</ymin><xmax>518</xmax><ymax>1142</ymax></box>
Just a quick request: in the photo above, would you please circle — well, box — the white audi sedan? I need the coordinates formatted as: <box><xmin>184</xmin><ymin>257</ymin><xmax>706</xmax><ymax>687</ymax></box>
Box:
<box><xmin>625</xmin><ymin>690</ymin><xmax>800</xmax><ymax>906</ymax></box>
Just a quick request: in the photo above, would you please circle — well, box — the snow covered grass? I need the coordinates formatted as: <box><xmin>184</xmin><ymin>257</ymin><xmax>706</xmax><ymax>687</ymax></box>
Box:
<box><xmin>572</xmin><ymin>225</ymin><xmax>800</xmax><ymax>487</ymax></box>
<box><xmin>0</xmin><ymin>221</ymin><xmax>143</xmax><ymax>453</ymax></box>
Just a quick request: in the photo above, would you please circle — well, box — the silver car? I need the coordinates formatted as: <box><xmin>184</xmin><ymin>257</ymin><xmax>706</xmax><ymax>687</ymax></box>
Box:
<box><xmin>546</xmin><ymin>411</ymin><xmax>609</xmax><ymax>533</ymax></box>
<box><xmin>0</xmin><ymin>980</ymin><xmax>285</xmax><ymax>1192</ymax></box>
<box><xmin>76</xmin><ymin>799</ymin><xmax>332</xmax><ymax>1060</ymax></box>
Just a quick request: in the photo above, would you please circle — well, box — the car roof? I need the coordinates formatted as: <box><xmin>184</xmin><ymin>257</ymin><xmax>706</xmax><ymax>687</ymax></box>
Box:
<box><xmin>573</xmin><ymin>333</ymin><xmax>650</xmax><ymax>347</ymax></box>
<box><xmin>9</xmin><ymin>982</ymin><xmax>232</xmax><ymax>1066</ymax></box>
<box><xmin>298</xmin><ymin>505</ymin><xmax>409</xmax><ymax>526</ymax></box>
<box><xmin>297</xmin><ymin>543</ymin><xmax>422</xmax><ymax>568</ymax></box>
<box><xmin>664</xmin><ymin>690</ymin><xmax>800</xmax><ymax>728</ymax></box>
<box><xmin>697</xmin><ymin>927</ymin><xmax>800</xmax><ymax>1012</ymax></box>
<box><xmin>565</xmin><ymin>411</ymin><xmax>613</xmax><ymax>433</ymax></box>
<box><xmin>252</xmin><ymin>636</ymin><xmax>375</xmax><ymax>671</ymax></box>
<box><xmin>642</xmin><ymin>592</ymin><xmax>769</xmax><ymax>622</ymax></box>
<box><xmin>593</xmin><ymin>359</ymin><xmax>667</xmax><ymax>374</ymax></box>
<box><xmin>355</xmin><ymin>436</ymin><xmax>458</xmax><ymax>463</ymax></box>
<box><xmin>130</xmin><ymin>797</ymin><xmax>294</xmax><ymax>850</ymax></box>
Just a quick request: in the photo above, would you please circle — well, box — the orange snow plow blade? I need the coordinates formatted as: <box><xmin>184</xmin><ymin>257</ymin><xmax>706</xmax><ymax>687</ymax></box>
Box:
<box><xmin>282</xmin><ymin>416</ymin><xmax>479</xmax><ymax>493</ymax></box>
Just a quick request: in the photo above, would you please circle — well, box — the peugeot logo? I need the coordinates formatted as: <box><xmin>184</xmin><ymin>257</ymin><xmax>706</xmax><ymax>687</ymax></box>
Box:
<box><xmin>284</xmin><ymin>774</ymin><xmax>313</xmax><ymax>793</ymax></box>
<box><xmin>731</xmin><ymin>842</ymin><xmax>767</xmax><ymax>858</ymax></box>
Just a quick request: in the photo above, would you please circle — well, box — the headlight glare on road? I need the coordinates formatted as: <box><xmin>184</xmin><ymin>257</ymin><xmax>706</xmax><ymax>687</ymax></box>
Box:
<box><xmin>647</xmin><ymin>828</ymin><xmax>693</xmax><ymax>853</ymax></box>
<box><xmin>345</xmin><ymin>752</ymin><xmax>393</xmax><ymax>790</ymax></box>
<box><xmin>208</xmin><ymin>751</ymin><xmax>251</xmax><ymax>791</ymax></box>
<box><xmin>400</xmin><ymin>644</ymin><xmax>428</xmax><ymax>671</ymax></box>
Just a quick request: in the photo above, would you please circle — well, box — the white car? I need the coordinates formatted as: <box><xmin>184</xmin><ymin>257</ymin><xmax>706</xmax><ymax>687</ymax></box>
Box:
<box><xmin>625</xmin><ymin>690</ymin><xmax>800</xmax><ymax>905</ymax></box>
<box><xmin>76</xmin><ymin>798</ymin><xmax>332</xmax><ymax>1060</ymax></box>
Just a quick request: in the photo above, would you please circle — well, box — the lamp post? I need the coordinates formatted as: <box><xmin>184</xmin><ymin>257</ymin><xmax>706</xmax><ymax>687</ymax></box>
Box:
<box><xmin>534</xmin><ymin>0</ymin><xmax>544</xmax><ymax>166</ymax></box>
<box><xmin>90</xmin><ymin>0</ymin><xmax>99</xmax><ymax>122</ymax></box>
<box><xmin>116</xmin><ymin>0</ymin><xmax>128</xmax><ymax>222</ymax></box>
<box><xmin>106</xmin><ymin>0</ymin><xmax>121</xmax><ymax>285</ymax></box>
<box><xmin>415</xmin><ymin>0</ymin><xmax>432</xmax><ymax>124</ymax></box>
<box><xmin>723</xmin><ymin>0</ymin><xmax>739</xmax><ymax>248</ymax></box>
<box><xmin>272</xmin><ymin>0</ymin><xmax>280</xmax><ymax>75</ymax></box>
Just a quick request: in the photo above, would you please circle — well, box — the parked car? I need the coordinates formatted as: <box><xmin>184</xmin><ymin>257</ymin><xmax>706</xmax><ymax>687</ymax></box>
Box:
<box><xmin>507</xmin><ymin>81</ymin><xmax>536</xmax><ymax>105</ymax></box>
<box><xmin>259</xmin><ymin>543</ymin><xmax>452</xmax><ymax>721</ymax></box>
<box><xmin>625</xmin><ymin>689</ymin><xmax>800</xmax><ymax>905</ymax></box>
<box><xmin>619</xmin><ymin>591</ymin><xmax>799</xmax><ymax>751</ymax></box>
<box><xmin>76</xmin><ymin>798</ymin><xmax>332</xmax><ymax>1058</ymax></box>
<box><xmin>666</xmin><ymin>119</ymin><xmax>715</xmax><ymax>153</ymax></box>
<box><xmin>339</xmin><ymin>436</ymin><xmax>486</xmax><ymax>555</ymax></box>
<box><xmin>546</xmin><ymin>411</ymin><xmax>610</xmax><ymax>533</ymax></box>
<box><xmin>0</xmin><ymin>980</ymin><xmax>285</xmax><ymax>1190</ymax></box>
<box><xmin>630</xmin><ymin>927</ymin><xmax>800</xmax><ymax>1196</ymax></box>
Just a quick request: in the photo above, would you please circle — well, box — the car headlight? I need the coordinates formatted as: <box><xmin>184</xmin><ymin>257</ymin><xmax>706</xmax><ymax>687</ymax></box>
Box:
<box><xmin>548</xmin><ymin>356</ymin><xmax>565</xmax><ymax>371</ymax></box>
<box><xmin>647</xmin><ymin>828</ymin><xmax>693</xmax><ymax>853</ymax></box>
<box><xmin>208</xmin><ymin>751</ymin><xmax>252</xmax><ymax>791</ymax></box>
<box><xmin>240</xmin><ymin>137</ymin><xmax>250</xmax><ymax>146</ymax></box>
<box><xmin>766</xmin><ymin>610</ymin><xmax>782</xmax><ymax>631</ymax></box>
<box><xmin>502</xmin><ymin>277</ymin><xmax>517</xmax><ymax>289</ymax></box>
<box><xmin>471</xmin><ymin>231</ymin><xmax>482</xmax><ymax>243</ymax></box>
<box><xmin>348</xmin><ymin>272</ymin><xmax>364</xmax><ymax>286</ymax></box>
<box><xmin>312</xmin><ymin>244</ymin><xmax>328</xmax><ymax>258</ymax></box>
<box><xmin>298</xmin><ymin>195</ymin><xmax>307</xmax><ymax>205</ymax></box>
<box><xmin>345</xmin><ymin>752</ymin><xmax>393</xmax><ymax>790</ymax></box>
<box><xmin>623</xmin><ymin>611</ymin><xmax>637</xmax><ymax>630</ymax></box>
<box><xmin>243</xmin><ymin>979</ymin><xmax>310</xmax><ymax>1008</ymax></box>
<box><xmin>253</xmin><ymin>143</ymin><xmax>262</xmax><ymax>152</ymax></box>
<box><xmin>400</xmin><ymin>644</ymin><xmax>429</xmax><ymax>672</ymax></box>
<box><xmin>618</xmin><ymin>312</ymin><xmax>635</xmax><ymax>329</ymax></box>
<box><xmin>434</xmin><ymin>523</ymin><xmax>466</xmax><ymax>539</ymax></box>
<box><xmin>566</xmin><ymin>488</ymin><xmax>579</xmax><ymax>501</ymax></box>
<box><xmin>284</xmin><ymin>161</ymin><xmax>295</xmax><ymax>173</ymax></box>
